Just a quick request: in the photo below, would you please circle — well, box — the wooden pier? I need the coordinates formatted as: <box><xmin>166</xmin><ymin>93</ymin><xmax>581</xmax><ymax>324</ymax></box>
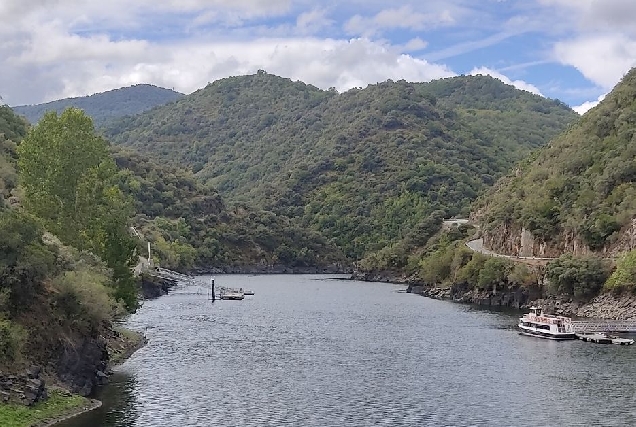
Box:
<box><xmin>572</xmin><ymin>320</ymin><xmax>636</xmax><ymax>333</ymax></box>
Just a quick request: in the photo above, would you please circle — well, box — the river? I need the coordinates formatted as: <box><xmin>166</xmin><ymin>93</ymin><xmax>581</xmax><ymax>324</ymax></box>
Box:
<box><xmin>59</xmin><ymin>275</ymin><xmax>636</xmax><ymax>426</ymax></box>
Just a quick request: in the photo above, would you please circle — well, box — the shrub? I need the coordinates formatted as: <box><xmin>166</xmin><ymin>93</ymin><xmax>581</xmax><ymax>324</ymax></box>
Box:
<box><xmin>0</xmin><ymin>319</ymin><xmax>26</xmax><ymax>364</ymax></box>
<box><xmin>52</xmin><ymin>267</ymin><xmax>119</xmax><ymax>330</ymax></box>
<box><xmin>605</xmin><ymin>249</ymin><xmax>636</xmax><ymax>292</ymax></box>
<box><xmin>545</xmin><ymin>254</ymin><xmax>609</xmax><ymax>299</ymax></box>
<box><xmin>477</xmin><ymin>257</ymin><xmax>513</xmax><ymax>291</ymax></box>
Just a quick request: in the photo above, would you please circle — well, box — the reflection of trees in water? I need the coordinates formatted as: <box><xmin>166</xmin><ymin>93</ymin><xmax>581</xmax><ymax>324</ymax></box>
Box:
<box><xmin>57</xmin><ymin>373</ymin><xmax>140</xmax><ymax>427</ymax></box>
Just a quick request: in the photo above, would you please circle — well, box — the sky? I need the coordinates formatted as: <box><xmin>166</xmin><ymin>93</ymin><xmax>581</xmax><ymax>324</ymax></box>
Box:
<box><xmin>1</xmin><ymin>0</ymin><xmax>635</xmax><ymax>114</ymax></box>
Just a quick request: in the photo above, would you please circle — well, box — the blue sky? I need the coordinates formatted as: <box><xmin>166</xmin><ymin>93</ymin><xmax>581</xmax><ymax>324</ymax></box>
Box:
<box><xmin>1</xmin><ymin>0</ymin><xmax>635</xmax><ymax>113</ymax></box>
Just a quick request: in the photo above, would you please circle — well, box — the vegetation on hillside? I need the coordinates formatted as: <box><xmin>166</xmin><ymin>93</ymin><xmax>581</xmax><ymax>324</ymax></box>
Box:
<box><xmin>104</xmin><ymin>72</ymin><xmax>577</xmax><ymax>259</ymax></box>
<box><xmin>18</xmin><ymin>109</ymin><xmax>139</xmax><ymax>310</ymax></box>
<box><xmin>477</xmin><ymin>67</ymin><xmax>636</xmax><ymax>253</ymax></box>
<box><xmin>387</xmin><ymin>224</ymin><xmax>539</xmax><ymax>294</ymax></box>
<box><xmin>113</xmin><ymin>149</ymin><xmax>346</xmax><ymax>271</ymax></box>
<box><xmin>12</xmin><ymin>84</ymin><xmax>183</xmax><ymax>127</ymax></box>
<box><xmin>0</xmin><ymin>106</ymin><xmax>28</xmax><ymax>205</ymax></box>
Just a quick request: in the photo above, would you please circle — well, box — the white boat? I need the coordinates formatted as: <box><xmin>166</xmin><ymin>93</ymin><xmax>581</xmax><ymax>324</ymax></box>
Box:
<box><xmin>518</xmin><ymin>306</ymin><xmax>577</xmax><ymax>340</ymax></box>
<box><xmin>578</xmin><ymin>332</ymin><xmax>635</xmax><ymax>345</ymax></box>
<box><xmin>219</xmin><ymin>287</ymin><xmax>244</xmax><ymax>300</ymax></box>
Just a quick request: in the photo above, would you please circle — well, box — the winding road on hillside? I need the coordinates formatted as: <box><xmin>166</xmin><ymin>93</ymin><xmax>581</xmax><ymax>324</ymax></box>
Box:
<box><xmin>443</xmin><ymin>219</ymin><xmax>557</xmax><ymax>265</ymax></box>
<box><xmin>465</xmin><ymin>238</ymin><xmax>555</xmax><ymax>265</ymax></box>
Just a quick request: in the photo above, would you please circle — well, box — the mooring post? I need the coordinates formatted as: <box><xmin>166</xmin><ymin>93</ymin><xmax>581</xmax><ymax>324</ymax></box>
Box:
<box><xmin>211</xmin><ymin>278</ymin><xmax>215</xmax><ymax>302</ymax></box>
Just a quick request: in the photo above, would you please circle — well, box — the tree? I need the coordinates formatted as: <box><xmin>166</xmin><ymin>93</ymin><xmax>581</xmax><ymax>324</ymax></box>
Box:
<box><xmin>605</xmin><ymin>249</ymin><xmax>636</xmax><ymax>292</ymax></box>
<box><xmin>545</xmin><ymin>255</ymin><xmax>609</xmax><ymax>299</ymax></box>
<box><xmin>18</xmin><ymin>108</ymin><xmax>138</xmax><ymax>310</ymax></box>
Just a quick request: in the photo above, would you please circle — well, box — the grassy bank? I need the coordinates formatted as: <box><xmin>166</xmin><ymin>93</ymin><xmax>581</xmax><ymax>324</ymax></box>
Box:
<box><xmin>0</xmin><ymin>391</ymin><xmax>99</xmax><ymax>427</ymax></box>
<box><xmin>0</xmin><ymin>326</ymin><xmax>146</xmax><ymax>427</ymax></box>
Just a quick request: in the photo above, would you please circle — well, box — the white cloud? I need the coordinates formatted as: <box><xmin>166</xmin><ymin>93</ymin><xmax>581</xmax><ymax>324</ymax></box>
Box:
<box><xmin>4</xmin><ymin>33</ymin><xmax>455</xmax><ymax>105</ymax></box>
<box><xmin>553</xmin><ymin>35</ymin><xmax>636</xmax><ymax>89</ymax></box>
<box><xmin>469</xmin><ymin>67</ymin><xmax>543</xmax><ymax>96</ymax></box>
<box><xmin>572</xmin><ymin>93</ymin><xmax>606</xmax><ymax>115</ymax></box>
<box><xmin>403</xmin><ymin>37</ymin><xmax>428</xmax><ymax>52</ymax></box>
<box><xmin>538</xmin><ymin>0</ymin><xmax>636</xmax><ymax>34</ymax></box>
<box><xmin>296</xmin><ymin>9</ymin><xmax>333</xmax><ymax>34</ymax></box>
<box><xmin>344</xmin><ymin>6</ymin><xmax>455</xmax><ymax>36</ymax></box>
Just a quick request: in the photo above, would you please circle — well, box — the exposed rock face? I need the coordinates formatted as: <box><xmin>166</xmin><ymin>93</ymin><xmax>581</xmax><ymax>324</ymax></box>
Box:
<box><xmin>406</xmin><ymin>282</ymin><xmax>543</xmax><ymax>309</ymax></box>
<box><xmin>484</xmin><ymin>223</ymin><xmax>593</xmax><ymax>258</ymax></box>
<box><xmin>577</xmin><ymin>292</ymin><xmax>636</xmax><ymax>320</ymax></box>
<box><xmin>140</xmin><ymin>274</ymin><xmax>177</xmax><ymax>299</ymax></box>
<box><xmin>350</xmin><ymin>269</ymin><xmax>412</xmax><ymax>284</ymax></box>
<box><xmin>483</xmin><ymin>218</ymin><xmax>636</xmax><ymax>259</ymax></box>
<box><xmin>54</xmin><ymin>337</ymin><xmax>108</xmax><ymax>396</ymax></box>
<box><xmin>0</xmin><ymin>366</ymin><xmax>47</xmax><ymax>405</ymax></box>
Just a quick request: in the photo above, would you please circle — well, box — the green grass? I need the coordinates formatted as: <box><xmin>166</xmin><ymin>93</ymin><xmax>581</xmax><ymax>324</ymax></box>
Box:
<box><xmin>0</xmin><ymin>390</ymin><xmax>91</xmax><ymax>427</ymax></box>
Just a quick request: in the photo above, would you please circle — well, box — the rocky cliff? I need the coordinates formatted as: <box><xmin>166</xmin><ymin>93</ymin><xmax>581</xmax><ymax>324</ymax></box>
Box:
<box><xmin>482</xmin><ymin>218</ymin><xmax>636</xmax><ymax>258</ymax></box>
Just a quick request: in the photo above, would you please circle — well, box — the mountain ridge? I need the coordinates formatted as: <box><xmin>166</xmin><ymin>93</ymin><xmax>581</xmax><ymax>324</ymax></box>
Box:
<box><xmin>12</xmin><ymin>84</ymin><xmax>183</xmax><ymax>126</ymax></box>
<box><xmin>103</xmin><ymin>72</ymin><xmax>578</xmax><ymax>258</ymax></box>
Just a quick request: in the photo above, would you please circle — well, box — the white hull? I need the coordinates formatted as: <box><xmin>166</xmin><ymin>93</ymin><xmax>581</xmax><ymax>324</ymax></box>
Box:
<box><xmin>518</xmin><ymin>325</ymin><xmax>577</xmax><ymax>340</ymax></box>
<box><xmin>518</xmin><ymin>306</ymin><xmax>576</xmax><ymax>340</ymax></box>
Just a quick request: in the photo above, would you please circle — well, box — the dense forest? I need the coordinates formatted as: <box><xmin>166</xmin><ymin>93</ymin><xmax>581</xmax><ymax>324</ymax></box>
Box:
<box><xmin>104</xmin><ymin>72</ymin><xmax>578</xmax><ymax>259</ymax></box>
<box><xmin>477</xmin><ymin>68</ymin><xmax>636</xmax><ymax>256</ymax></box>
<box><xmin>0</xmin><ymin>107</ymin><xmax>143</xmax><ymax>405</ymax></box>
<box><xmin>12</xmin><ymin>84</ymin><xmax>183</xmax><ymax>127</ymax></box>
<box><xmin>113</xmin><ymin>149</ymin><xmax>346</xmax><ymax>272</ymax></box>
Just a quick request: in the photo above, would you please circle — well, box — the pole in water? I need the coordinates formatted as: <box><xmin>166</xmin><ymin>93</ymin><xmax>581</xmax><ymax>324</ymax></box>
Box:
<box><xmin>211</xmin><ymin>278</ymin><xmax>215</xmax><ymax>302</ymax></box>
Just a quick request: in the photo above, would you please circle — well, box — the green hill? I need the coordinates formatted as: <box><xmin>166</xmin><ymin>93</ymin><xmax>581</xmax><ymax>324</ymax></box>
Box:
<box><xmin>112</xmin><ymin>149</ymin><xmax>347</xmax><ymax>272</ymax></box>
<box><xmin>104</xmin><ymin>72</ymin><xmax>577</xmax><ymax>259</ymax></box>
<box><xmin>476</xmin><ymin>67</ymin><xmax>636</xmax><ymax>259</ymax></box>
<box><xmin>12</xmin><ymin>84</ymin><xmax>183</xmax><ymax>127</ymax></box>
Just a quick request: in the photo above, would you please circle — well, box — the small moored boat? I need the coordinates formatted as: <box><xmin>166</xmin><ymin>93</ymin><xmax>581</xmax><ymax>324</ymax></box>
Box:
<box><xmin>219</xmin><ymin>287</ymin><xmax>245</xmax><ymax>300</ymax></box>
<box><xmin>518</xmin><ymin>306</ymin><xmax>577</xmax><ymax>340</ymax></box>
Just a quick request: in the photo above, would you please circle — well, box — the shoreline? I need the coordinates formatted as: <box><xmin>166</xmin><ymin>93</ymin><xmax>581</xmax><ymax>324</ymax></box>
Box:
<box><xmin>34</xmin><ymin>399</ymin><xmax>102</xmax><ymax>427</ymax></box>
<box><xmin>38</xmin><ymin>327</ymin><xmax>147</xmax><ymax>427</ymax></box>
<box><xmin>351</xmin><ymin>270</ymin><xmax>636</xmax><ymax>320</ymax></box>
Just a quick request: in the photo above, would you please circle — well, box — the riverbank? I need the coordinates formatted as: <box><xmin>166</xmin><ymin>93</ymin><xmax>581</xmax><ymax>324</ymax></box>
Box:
<box><xmin>405</xmin><ymin>282</ymin><xmax>636</xmax><ymax>320</ymax></box>
<box><xmin>0</xmin><ymin>327</ymin><xmax>146</xmax><ymax>427</ymax></box>
<box><xmin>351</xmin><ymin>269</ymin><xmax>636</xmax><ymax>320</ymax></box>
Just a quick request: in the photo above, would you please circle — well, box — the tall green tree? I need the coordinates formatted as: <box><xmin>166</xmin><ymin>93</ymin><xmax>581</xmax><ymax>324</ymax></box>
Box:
<box><xmin>18</xmin><ymin>108</ymin><xmax>138</xmax><ymax>310</ymax></box>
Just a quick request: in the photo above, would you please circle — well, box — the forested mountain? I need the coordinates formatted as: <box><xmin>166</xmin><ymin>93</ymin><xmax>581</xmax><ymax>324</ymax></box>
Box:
<box><xmin>475</xmin><ymin>67</ymin><xmax>636</xmax><ymax>260</ymax></box>
<box><xmin>419</xmin><ymin>75</ymin><xmax>576</xmax><ymax>154</ymax></box>
<box><xmin>12</xmin><ymin>84</ymin><xmax>183</xmax><ymax>126</ymax></box>
<box><xmin>105</xmin><ymin>72</ymin><xmax>577</xmax><ymax>258</ymax></box>
<box><xmin>112</xmin><ymin>149</ymin><xmax>347</xmax><ymax>271</ymax></box>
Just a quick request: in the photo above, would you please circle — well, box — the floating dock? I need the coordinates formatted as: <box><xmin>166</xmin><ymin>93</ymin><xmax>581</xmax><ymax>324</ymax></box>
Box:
<box><xmin>576</xmin><ymin>332</ymin><xmax>634</xmax><ymax>345</ymax></box>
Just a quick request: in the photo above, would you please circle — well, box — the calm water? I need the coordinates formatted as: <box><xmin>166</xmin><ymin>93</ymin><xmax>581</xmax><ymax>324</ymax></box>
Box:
<box><xmin>60</xmin><ymin>275</ymin><xmax>636</xmax><ymax>427</ymax></box>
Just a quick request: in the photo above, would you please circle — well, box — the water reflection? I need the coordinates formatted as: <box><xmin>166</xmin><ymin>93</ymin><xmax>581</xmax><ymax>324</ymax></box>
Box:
<box><xmin>57</xmin><ymin>373</ymin><xmax>139</xmax><ymax>427</ymax></box>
